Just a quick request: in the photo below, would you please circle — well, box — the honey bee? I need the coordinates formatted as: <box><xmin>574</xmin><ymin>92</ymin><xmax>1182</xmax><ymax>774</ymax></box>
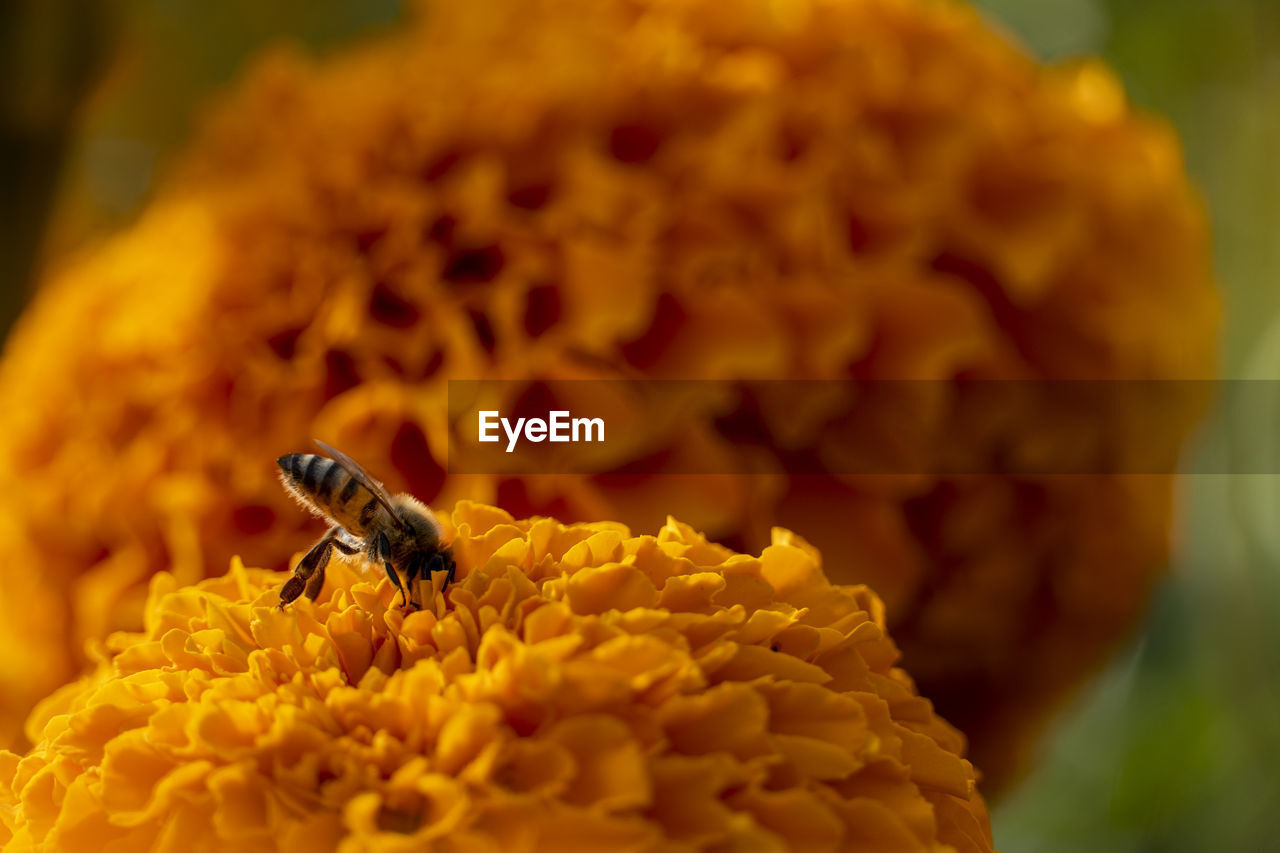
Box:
<box><xmin>276</xmin><ymin>440</ymin><xmax>455</xmax><ymax>609</ymax></box>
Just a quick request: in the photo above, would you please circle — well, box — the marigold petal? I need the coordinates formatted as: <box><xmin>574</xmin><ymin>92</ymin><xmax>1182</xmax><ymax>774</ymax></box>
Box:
<box><xmin>565</xmin><ymin>564</ymin><xmax>658</xmax><ymax>615</ymax></box>
<box><xmin>730</xmin><ymin>786</ymin><xmax>846</xmax><ymax>852</ymax></box>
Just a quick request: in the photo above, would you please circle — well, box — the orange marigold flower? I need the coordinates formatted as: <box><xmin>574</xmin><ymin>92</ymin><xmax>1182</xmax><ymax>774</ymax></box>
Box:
<box><xmin>0</xmin><ymin>504</ymin><xmax>994</xmax><ymax>852</ymax></box>
<box><xmin>0</xmin><ymin>0</ymin><xmax>1216</xmax><ymax>794</ymax></box>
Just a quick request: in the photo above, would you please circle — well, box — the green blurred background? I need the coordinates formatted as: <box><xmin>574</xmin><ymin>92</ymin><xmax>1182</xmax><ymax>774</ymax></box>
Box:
<box><xmin>3</xmin><ymin>1</ymin><xmax>1279</xmax><ymax>849</ymax></box>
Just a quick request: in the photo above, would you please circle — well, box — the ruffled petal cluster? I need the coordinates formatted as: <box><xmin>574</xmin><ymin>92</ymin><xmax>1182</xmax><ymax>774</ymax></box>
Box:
<box><xmin>0</xmin><ymin>0</ymin><xmax>1215</xmax><ymax>789</ymax></box>
<box><xmin>0</xmin><ymin>504</ymin><xmax>993</xmax><ymax>852</ymax></box>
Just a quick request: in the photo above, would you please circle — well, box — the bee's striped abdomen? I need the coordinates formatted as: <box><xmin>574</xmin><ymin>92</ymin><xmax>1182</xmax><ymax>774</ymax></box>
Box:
<box><xmin>277</xmin><ymin>453</ymin><xmax>379</xmax><ymax>535</ymax></box>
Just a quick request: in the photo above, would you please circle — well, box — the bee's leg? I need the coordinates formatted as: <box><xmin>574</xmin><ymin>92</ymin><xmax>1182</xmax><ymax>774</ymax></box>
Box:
<box><xmin>402</xmin><ymin>553</ymin><xmax>426</xmax><ymax>610</ymax></box>
<box><xmin>279</xmin><ymin>576</ymin><xmax>306</xmax><ymax>608</ymax></box>
<box><xmin>375</xmin><ymin>530</ymin><xmax>409</xmax><ymax>607</ymax></box>
<box><xmin>331</xmin><ymin>537</ymin><xmax>360</xmax><ymax>556</ymax></box>
<box><xmin>384</xmin><ymin>564</ymin><xmax>409</xmax><ymax>607</ymax></box>
<box><xmin>303</xmin><ymin>560</ymin><xmax>328</xmax><ymax>601</ymax></box>
<box><xmin>279</xmin><ymin>529</ymin><xmax>337</xmax><ymax>609</ymax></box>
<box><xmin>425</xmin><ymin>551</ymin><xmax>456</xmax><ymax>589</ymax></box>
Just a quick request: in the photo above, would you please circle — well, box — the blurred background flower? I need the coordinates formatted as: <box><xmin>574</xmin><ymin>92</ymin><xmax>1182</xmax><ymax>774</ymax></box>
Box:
<box><xmin>0</xmin><ymin>506</ymin><xmax>995</xmax><ymax>852</ymax></box>
<box><xmin>0</xmin><ymin>0</ymin><xmax>1275</xmax><ymax>850</ymax></box>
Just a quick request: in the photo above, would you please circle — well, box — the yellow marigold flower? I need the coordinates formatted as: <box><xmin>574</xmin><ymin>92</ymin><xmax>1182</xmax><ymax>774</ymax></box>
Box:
<box><xmin>0</xmin><ymin>0</ymin><xmax>1216</xmax><ymax>794</ymax></box>
<box><xmin>0</xmin><ymin>504</ymin><xmax>994</xmax><ymax>852</ymax></box>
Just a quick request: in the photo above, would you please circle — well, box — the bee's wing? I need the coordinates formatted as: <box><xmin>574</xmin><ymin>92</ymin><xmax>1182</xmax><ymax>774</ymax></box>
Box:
<box><xmin>315</xmin><ymin>440</ymin><xmax>406</xmax><ymax>529</ymax></box>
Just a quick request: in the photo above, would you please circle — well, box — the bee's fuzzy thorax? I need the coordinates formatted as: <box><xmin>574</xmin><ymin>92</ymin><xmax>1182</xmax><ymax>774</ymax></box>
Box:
<box><xmin>390</xmin><ymin>493</ymin><xmax>443</xmax><ymax>538</ymax></box>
